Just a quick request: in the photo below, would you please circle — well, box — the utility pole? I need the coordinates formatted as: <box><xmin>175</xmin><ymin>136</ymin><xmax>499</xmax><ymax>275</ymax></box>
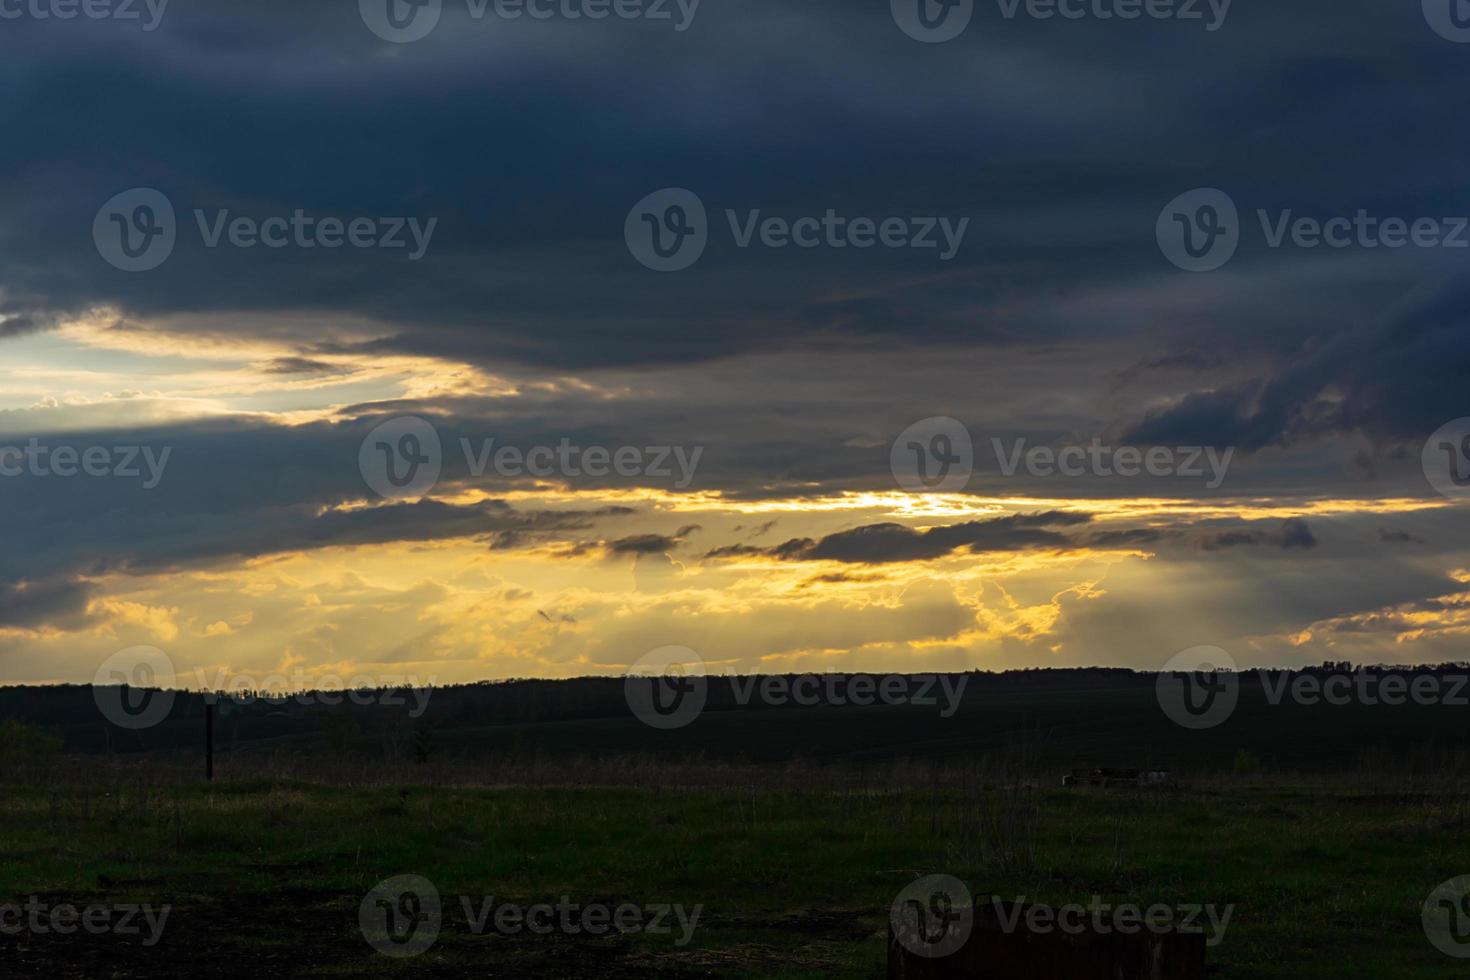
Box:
<box><xmin>205</xmin><ymin>696</ymin><xmax>215</xmax><ymax>782</ymax></box>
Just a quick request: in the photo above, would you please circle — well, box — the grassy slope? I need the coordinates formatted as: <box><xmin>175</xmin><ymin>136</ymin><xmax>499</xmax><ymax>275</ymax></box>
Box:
<box><xmin>0</xmin><ymin>779</ymin><xmax>1464</xmax><ymax>978</ymax></box>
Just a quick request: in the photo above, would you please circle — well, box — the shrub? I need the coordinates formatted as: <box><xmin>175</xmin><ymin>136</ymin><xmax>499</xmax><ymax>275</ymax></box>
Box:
<box><xmin>0</xmin><ymin>719</ymin><xmax>62</xmax><ymax>783</ymax></box>
<box><xmin>1232</xmin><ymin>749</ymin><xmax>1262</xmax><ymax>775</ymax></box>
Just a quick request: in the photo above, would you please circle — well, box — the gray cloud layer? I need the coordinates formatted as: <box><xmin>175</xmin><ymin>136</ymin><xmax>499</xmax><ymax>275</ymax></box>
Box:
<box><xmin>4</xmin><ymin>1</ymin><xmax>1470</xmax><ymax>653</ymax></box>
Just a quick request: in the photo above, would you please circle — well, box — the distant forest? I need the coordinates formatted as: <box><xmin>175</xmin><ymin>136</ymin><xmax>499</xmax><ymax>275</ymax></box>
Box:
<box><xmin>6</xmin><ymin>663</ymin><xmax>1470</xmax><ymax>768</ymax></box>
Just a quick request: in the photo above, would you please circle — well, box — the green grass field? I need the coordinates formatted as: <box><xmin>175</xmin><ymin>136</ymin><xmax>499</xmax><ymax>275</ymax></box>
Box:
<box><xmin>0</xmin><ymin>773</ymin><xmax>1465</xmax><ymax>977</ymax></box>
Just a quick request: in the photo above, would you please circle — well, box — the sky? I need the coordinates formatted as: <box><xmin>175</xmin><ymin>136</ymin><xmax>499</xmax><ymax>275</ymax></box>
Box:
<box><xmin>3</xmin><ymin>0</ymin><xmax>1470</xmax><ymax>689</ymax></box>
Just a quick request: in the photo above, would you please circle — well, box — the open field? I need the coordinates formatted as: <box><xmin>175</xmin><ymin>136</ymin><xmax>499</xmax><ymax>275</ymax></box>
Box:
<box><xmin>5</xmin><ymin>672</ymin><xmax>1470</xmax><ymax>976</ymax></box>
<box><xmin>0</xmin><ymin>769</ymin><xmax>1466</xmax><ymax>978</ymax></box>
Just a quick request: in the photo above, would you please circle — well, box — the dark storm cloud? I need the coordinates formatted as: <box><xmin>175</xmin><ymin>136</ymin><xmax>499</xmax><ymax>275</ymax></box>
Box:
<box><xmin>3</xmin><ymin>0</ymin><xmax>1469</xmax><ymax>393</ymax></box>
<box><xmin>0</xmin><ymin>316</ymin><xmax>42</xmax><ymax>339</ymax></box>
<box><xmin>0</xmin><ymin>491</ymin><xmax>611</xmax><ymax>587</ymax></box>
<box><xmin>603</xmin><ymin>525</ymin><xmax>699</xmax><ymax>555</ymax></box>
<box><xmin>263</xmin><ymin>357</ymin><xmax>338</xmax><ymax>375</ymax></box>
<box><xmin>607</xmin><ymin>534</ymin><xmax>672</xmax><ymax>554</ymax></box>
<box><xmin>0</xmin><ymin>0</ymin><xmax>1466</xmax><ymax>628</ymax></box>
<box><xmin>0</xmin><ymin>415</ymin><xmax>643</xmax><ymax>602</ymax></box>
<box><xmin>1196</xmin><ymin>517</ymin><xmax>1317</xmax><ymax>551</ymax></box>
<box><xmin>1121</xmin><ymin>282</ymin><xmax>1470</xmax><ymax>452</ymax></box>
<box><xmin>1083</xmin><ymin>527</ymin><xmax>1171</xmax><ymax>548</ymax></box>
<box><xmin>0</xmin><ymin>578</ymin><xmax>94</xmax><ymax>630</ymax></box>
<box><xmin>0</xmin><ymin>361</ymin><xmax>1425</xmax><ymax>610</ymax></box>
<box><xmin>705</xmin><ymin>512</ymin><xmax>1332</xmax><ymax>565</ymax></box>
<box><xmin>707</xmin><ymin>511</ymin><xmax>1094</xmax><ymax>564</ymax></box>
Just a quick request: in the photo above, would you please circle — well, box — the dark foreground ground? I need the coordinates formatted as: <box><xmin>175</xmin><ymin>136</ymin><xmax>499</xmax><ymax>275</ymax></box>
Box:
<box><xmin>0</xmin><ymin>771</ymin><xmax>1465</xmax><ymax>978</ymax></box>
